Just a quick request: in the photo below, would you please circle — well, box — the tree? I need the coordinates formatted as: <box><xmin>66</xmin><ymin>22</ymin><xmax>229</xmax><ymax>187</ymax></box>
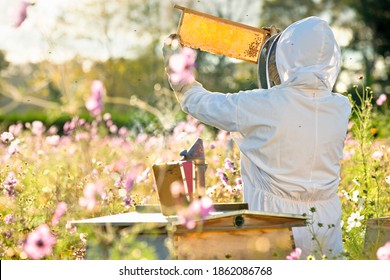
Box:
<box><xmin>260</xmin><ymin>0</ymin><xmax>389</xmax><ymax>94</ymax></box>
<box><xmin>0</xmin><ymin>50</ymin><xmax>9</xmax><ymax>72</ymax></box>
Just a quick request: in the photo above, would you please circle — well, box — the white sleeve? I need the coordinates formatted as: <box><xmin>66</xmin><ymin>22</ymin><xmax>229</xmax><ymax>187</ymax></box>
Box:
<box><xmin>180</xmin><ymin>85</ymin><xmax>241</xmax><ymax>132</ymax></box>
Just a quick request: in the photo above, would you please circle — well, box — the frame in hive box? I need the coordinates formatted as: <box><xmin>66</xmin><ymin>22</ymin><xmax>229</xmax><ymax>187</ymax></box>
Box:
<box><xmin>175</xmin><ymin>5</ymin><xmax>270</xmax><ymax>63</ymax></box>
<box><xmin>170</xmin><ymin>210</ymin><xmax>307</xmax><ymax>260</ymax></box>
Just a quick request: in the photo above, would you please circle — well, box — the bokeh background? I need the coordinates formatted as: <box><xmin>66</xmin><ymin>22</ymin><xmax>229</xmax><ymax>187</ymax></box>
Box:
<box><xmin>0</xmin><ymin>0</ymin><xmax>389</xmax><ymax>260</ymax></box>
<box><xmin>0</xmin><ymin>0</ymin><xmax>388</xmax><ymax>134</ymax></box>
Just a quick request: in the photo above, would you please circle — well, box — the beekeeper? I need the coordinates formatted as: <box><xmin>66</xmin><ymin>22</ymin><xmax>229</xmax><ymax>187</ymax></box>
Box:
<box><xmin>163</xmin><ymin>16</ymin><xmax>351</xmax><ymax>259</ymax></box>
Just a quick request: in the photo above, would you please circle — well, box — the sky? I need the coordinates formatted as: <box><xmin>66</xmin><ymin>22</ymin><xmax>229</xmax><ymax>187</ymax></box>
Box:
<box><xmin>0</xmin><ymin>0</ymin><xmax>74</xmax><ymax>63</ymax></box>
<box><xmin>0</xmin><ymin>0</ymin><xmax>360</xmax><ymax>92</ymax></box>
<box><xmin>0</xmin><ymin>0</ymin><xmax>262</xmax><ymax>64</ymax></box>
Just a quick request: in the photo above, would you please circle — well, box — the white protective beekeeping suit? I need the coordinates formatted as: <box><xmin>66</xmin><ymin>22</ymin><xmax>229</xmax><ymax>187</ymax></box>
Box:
<box><xmin>177</xmin><ymin>17</ymin><xmax>351</xmax><ymax>259</ymax></box>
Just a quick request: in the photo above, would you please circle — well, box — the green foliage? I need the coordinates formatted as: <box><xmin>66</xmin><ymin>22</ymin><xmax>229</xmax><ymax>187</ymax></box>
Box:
<box><xmin>0</xmin><ymin>115</ymin><xmax>235</xmax><ymax>260</ymax></box>
<box><xmin>80</xmin><ymin>225</ymin><xmax>157</xmax><ymax>260</ymax></box>
<box><xmin>0</xmin><ymin>110</ymin><xmax>160</xmax><ymax>134</ymax></box>
<box><xmin>339</xmin><ymin>82</ymin><xmax>390</xmax><ymax>259</ymax></box>
<box><xmin>0</xmin><ymin>50</ymin><xmax>9</xmax><ymax>72</ymax></box>
<box><xmin>260</xmin><ymin>0</ymin><xmax>389</xmax><ymax>96</ymax></box>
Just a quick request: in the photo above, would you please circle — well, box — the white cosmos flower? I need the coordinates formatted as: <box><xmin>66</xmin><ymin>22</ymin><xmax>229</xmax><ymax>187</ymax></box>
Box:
<box><xmin>351</xmin><ymin>190</ymin><xmax>360</xmax><ymax>203</ymax></box>
<box><xmin>346</xmin><ymin>211</ymin><xmax>364</xmax><ymax>232</ymax></box>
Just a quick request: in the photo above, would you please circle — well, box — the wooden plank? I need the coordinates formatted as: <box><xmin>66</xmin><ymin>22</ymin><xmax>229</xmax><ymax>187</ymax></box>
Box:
<box><xmin>363</xmin><ymin>217</ymin><xmax>390</xmax><ymax>259</ymax></box>
<box><xmin>173</xmin><ymin>212</ymin><xmax>307</xmax><ymax>233</ymax></box>
<box><xmin>135</xmin><ymin>203</ymin><xmax>248</xmax><ymax>213</ymax></box>
<box><xmin>172</xmin><ymin>209</ymin><xmax>307</xmax><ymax>232</ymax></box>
<box><xmin>173</xmin><ymin>228</ymin><xmax>294</xmax><ymax>260</ymax></box>
<box><xmin>69</xmin><ymin>212</ymin><xmax>170</xmax><ymax>226</ymax></box>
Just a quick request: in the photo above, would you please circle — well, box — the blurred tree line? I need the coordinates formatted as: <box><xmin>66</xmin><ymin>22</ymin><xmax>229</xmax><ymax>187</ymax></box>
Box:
<box><xmin>0</xmin><ymin>0</ymin><xmax>388</xmax><ymax>132</ymax></box>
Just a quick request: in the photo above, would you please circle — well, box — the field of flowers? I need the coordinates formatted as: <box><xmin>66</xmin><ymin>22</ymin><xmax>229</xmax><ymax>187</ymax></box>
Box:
<box><xmin>1</xmin><ymin>82</ymin><xmax>389</xmax><ymax>261</ymax></box>
<box><xmin>1</xmin><ymin>0</ymin><xmax>389</xmax><ymax>262</ymax></box>
<box><xmin>0</xmin><ymin>108</ymin><xmax>245</xmax><ymax>260</ymax></box>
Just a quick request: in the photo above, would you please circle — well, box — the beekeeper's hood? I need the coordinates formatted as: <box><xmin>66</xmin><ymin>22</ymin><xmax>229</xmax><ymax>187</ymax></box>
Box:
<box><xmin>276</xmin><ymin>16</ymin><xmax>341</xmax><ymax>91</ymax></box>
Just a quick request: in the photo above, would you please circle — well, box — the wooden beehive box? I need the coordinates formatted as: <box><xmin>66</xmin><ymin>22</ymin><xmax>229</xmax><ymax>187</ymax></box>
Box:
<box><xmin>363</xmin><ymin>217</ymin><xmax>390</xmax><ymax>259</ymax></box>
<box><xmin>70</xmin><ymin>211</ymin><xmax>172</xmax><ymax>259</ymax></box>
<box><xmin>70</xmin><ymin>205</ymin><xmax>307</xmax><ymax>260</ymax></box>
<box><xmin>171</xmin><ymin>210</ymin><xmax>307</xmax><ymax>260</ymax></box>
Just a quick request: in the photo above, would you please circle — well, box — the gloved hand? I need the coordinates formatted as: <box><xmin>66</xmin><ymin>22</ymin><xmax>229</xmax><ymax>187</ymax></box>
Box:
<box><xmin>163</xmin><ymin>34</ymin><xmax>201</xmax><ymax>97</ymax></box>
<box><xmin>262</xmin><ymin>25</ymin><xmax>282</xmax><ymax>36</ymax></box>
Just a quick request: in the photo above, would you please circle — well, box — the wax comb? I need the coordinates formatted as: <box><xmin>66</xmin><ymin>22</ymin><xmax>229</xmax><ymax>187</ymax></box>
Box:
<box><xmin>175</xmin><ymin>5</ymin><xmax>270</xmax><ymax>63</ymax></box>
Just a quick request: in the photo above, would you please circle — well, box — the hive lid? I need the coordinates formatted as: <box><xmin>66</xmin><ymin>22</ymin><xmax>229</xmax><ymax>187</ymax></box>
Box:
<box><xmin>172</xmin><ymin>210</ymin><xmax>308</xmax><ymax>233</ymax></box>
<box><xmin>135</xmin><ymin>203</ymin><xmax>249</xmax><ymax>213</ymax></box>
<box><xmin>69</xmin><ymin>211</ymin><xmax>171</xmax><ymax>227</ymax></box>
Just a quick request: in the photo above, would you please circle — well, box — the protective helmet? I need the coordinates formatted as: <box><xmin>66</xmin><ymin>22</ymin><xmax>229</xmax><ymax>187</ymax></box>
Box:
<box><xmin>258</xmin><ymin>33</ymin><xmax>281</xmax><ymax>89</ymax></box>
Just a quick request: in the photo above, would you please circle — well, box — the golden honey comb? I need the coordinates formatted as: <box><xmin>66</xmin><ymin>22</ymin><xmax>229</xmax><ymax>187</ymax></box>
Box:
<box><xmin>175</xmin><ymin>5</ymin><xmax>269</xmax><ymax>63</ymax></box>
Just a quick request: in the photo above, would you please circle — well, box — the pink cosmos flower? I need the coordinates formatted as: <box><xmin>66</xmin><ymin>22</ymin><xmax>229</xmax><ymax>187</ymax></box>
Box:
<box><xmin>8</xmin><ymin>123</ymin><xmax>23</xmax><ymax>136</ymax></box>
<box><xmin>286</xmin><ymin>248</ymin><xmax>302</xmax><ymax>260</ymax></box>
<box><xmin>46</xmin><ymin>135</ymin><xmax>60</xmax><ymax>146</ymax></box>
<box><xmin>172</xmin><ymin>116</ymin><xmax>203</xmax><ymax>140</ymax></box>
<box><xmin>31</xmin><ymin>120</ymin><xmax>45</xmax><ymax>136</ymax></box>
<box><xmin>372</xmin><ymin>150</ymin><xmax>384</xmax><ymax>160</ymax></box>
<box><xmin>377</xmin><ymin>241</ymin><xmax>390</xmax><ymax>260</ymax></box>
<box><xmin>141</xmin><ymin>196</ymin><xmax>151</xmax><ymax>205</ymax></box>
<box><xmin>170</xmin><ymin>181</ymin><xmax>185</xmax><ymax>198</ymax></box>
<box><xmin>135</xmin><ymin>133</ymin><xmax>148</xmax><ymax>144</ymax></box>
<box><xmin>169</xmin><ymin>53</ymin><xmax>187</xmax><ymax>73</ymax></box>
<box><xmin>170</xmin><ymin>70</ymin><xmax>195</xmax><ymax>85</ymax></box>
<box><xmin>3</xmin><ymin>171</ymin><xmax>18</xmax><ymax>186</ymax></box>
<box><xmin>168</xmin><ymin>47</ymin><xmax>196</xmax><ymax>86</ymax></box>
<box><xmin>48</xmin><ymin>125</ymin><xmax>58</xmax><ymax>135</ymax></box>
<box><xmin>2</xmin><ymin>172</ymin><xmax>18</xmax><ymax>198</ymax></box>
<box><xmin>347</xmin><ymin>121</ymin><xmax>354</xmax><ymax>130</ymax></box>
<box><xmin>23</xmin><ymin>224</ymin><xmax>56</xmax><ymax>260</ymax></box>
<box><xmin>206</xmin><ymin>185</ymin><xmax>218</xmax><ymax>196</ymax></box>
<box><xmin>224</xmin><ymin>158</ymin><xmax>235</xmax><ymax>171</ymax></box>
<box><xmin>1</xmin><ymin>132</ymin><xmax>14</xmax><ymax>143</ymax></box>
<box><xmin>343</xmin><ymin>149</ymin><xmax>355</xmax><ymax>160</ymax></box>
<box><xmin>118</xmin><ymin>127</ymin><xmax>128</xmax><ymax>137</ymax></box>
<box><xmin>122</xmin><ymin>196</ymin><xmax>133</xmax><ymax>208</ymax></box>
<box><xmin>79</xmin><ymin>182</ymin><xmax>105</xmax><ymax>210</ymax></box>
<box><xmin>136</xmin><ymin>167</ymin><xmax>151</xmax><ymax>183</ymax></box>
<box><xmin>178</xmin><ymin>196</ymin><xmax>215</xmax><ymax>230</ymax></box>
<box><xmin>51</xmin><ymin>202</ymin><xmax>68</xmax><ymax>226</ymax></box>
<box><xmin>85</xmin><ymin>80</ymin><xmax>105</xmax><ymax>116</ymax></box>
<box><xmin>190</xmin><ymin>196</ymin><xmax>215</xmax><ymax>218</ymax></box>
<box><xmin>4</xmin><ymin>213</ymin><xmax>15</xmax><ymax>225</ymax></box>
<box><xmin>13</xmin><ymin>1</ymin><xmax>33</xmax><ymax>28</ymax></box>
<box><xmin>177</xmin><ymin>209</ymin><xmax>197</xmax><ymax>230</ymax></box>
<box><xmin>5</xmin><ymin>229</ymin><xmax>14</xmax><ymax>239</ymax></box>
<box><xmin>181</xmin><ymin>47</ymin><xmax>197</xmax><ymax>66</ymax></box>
<box><xmin>376</xmin><ymin>94</ymin><xmax>387</xmax><ymax>106</ymax></box>
<box><xmin>80</xmin><ymin>233</ymin><xmax>88</xmax><ymax>245</ymax></box>
<box><xmin>232</xmin><ymin>184</ymin><xmax>243</xmax><ymax>195</ymax></box>
<box><xmin>123</xmin><ymin>170</ymin><xmax>138</xmax><ymax>193</ymax></box>
<box><xmin>109</xmin><ymin>124</ymin><xmax>118</xmax><ymax>134</ymax></box>
<box><xmin>103</xmin><ymin>112</ymin><xmax>111</xmax><ymax>121</ymax></box>
<box><xmin>65</xmin><ymin>222</ymin><xmax>77</xmax><ymax>234</ymax></box>
<box><xmin>216</xmin><ymin>168</ymin><xmax>229</xmax><ymax>185</ymax></box>
<box><xmin>63</xmin><ymin>117</ymin><xmax>78</xmax><ymax>134</ymax></box>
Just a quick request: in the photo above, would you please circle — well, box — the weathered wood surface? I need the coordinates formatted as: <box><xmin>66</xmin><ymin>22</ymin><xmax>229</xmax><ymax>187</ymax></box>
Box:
<box><xmin>174</xmin><ymin>228</ymin><xmax>294</xmax><ymax>260</ymax></box>
<box><xmin>364</xmin><ymin>217</ymin><xmax>390</xmax><ymax>259</ymax></box>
